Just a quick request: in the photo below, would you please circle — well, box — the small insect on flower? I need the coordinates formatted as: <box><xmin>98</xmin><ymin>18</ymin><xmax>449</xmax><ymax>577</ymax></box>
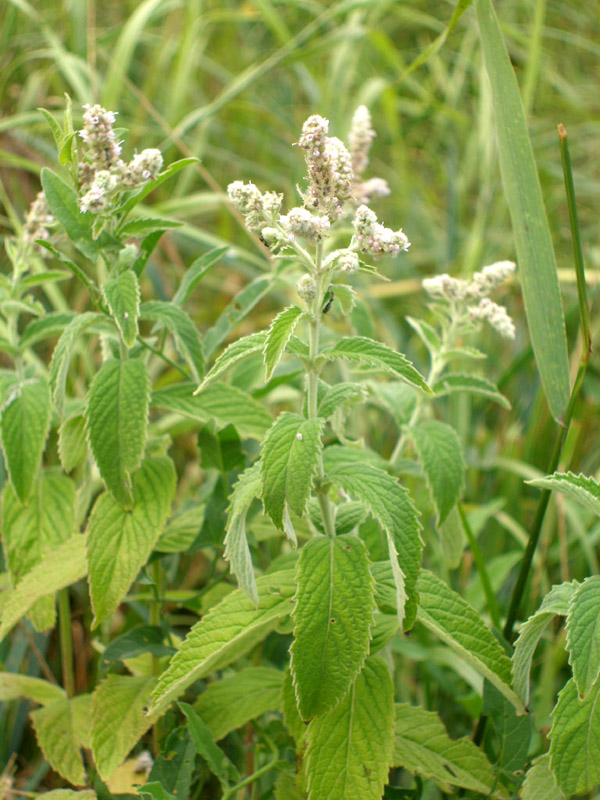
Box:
<box><xmin>296</xmin><ymin>432</ymin><xmax>303</xmax><ymax>441</ymax></box>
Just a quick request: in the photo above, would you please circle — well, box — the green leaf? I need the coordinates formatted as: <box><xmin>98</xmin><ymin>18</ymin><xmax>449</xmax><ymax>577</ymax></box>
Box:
<box><xmin>100</xmin><ymin>626</ymin><xmax>175</xmax><ymax>671</ymax></box>
<box><xmin>141</xmin><ymin>301</ymin><xmax>205</xmax><ymax>381</ymax></box>
<box><xmin>549</xmin><ymin>678</ymin><xmax>600</xmax><ymax>795</ymax></box>
<box><xmin>263</xmin><ymin>306</ymin><xmax>304</xmax><ymax>381</ymax></box>
<box><xmin>179</xmin><ymin>702</ymin><xmax>239</xmax><ymax>789</ymax></box>
<box><xmin>482</xmin><ymin>681</ymin><xmax>531</xmax><ymax>773</ymax></box>
<box><xmin>118</xmin><ymin>217</ymin><xmax>182</xmax><ymax>238</ymax></box>
<box><xmin>49</xmin><ymin>312</ymin><xmax>104</xmax><ymax>412</ymax></box>
<box><xmin>38</xmin><ymin>107</ymin><xmax>64</xmax><ymax>149</ymax></box>
<box><xmin>405</xmin><ymin>316</ymin><xmax>441</xmax><ymax>356</ymax></box>
<box><xmin>139</xmin><ymin>783</ymin><xmax>177</xmax><ymax>800</ymax></box>
<box><xmin>30</xmin><ymin>697</ymin><xmax>86</xmax><ymax>785</ymax></box>
<box><xmin>152</xmin><ymin>382</ymin><xmax>271</xmax><ymax>440</ymax></box>
<box><xmin>2</xmin><ymin>471</ymin><xmax>75</xmax><ymax>630</ymax></box>
<box><xmin>148</xmin><ymin>570</ymin><xmax>295</xmax><ymax>715</ymax></box>
<box><xmin>86</xmin><ymin>359</ymin><xmax>150</xmax><ymax>507</ymax></box>
<box><xmin>198</xmin><ymin>422</ymin><xmax>244</xmax><ymax>473</ymax></box>
<box><xmin>261</xmin><ymin>413</ymin><xmax>324</xmax><ymax>529</ymax></box>
<box><xmin>317</xmin><ymin>382</ymin><xmax>364</xmax><ymax>419</ymax></box>
<box><xmin>224</xmin><ymin>463</ymin><xmax>262</xmax><ymax>605</ymax></box>
<box><xmin>198</xmin><ymin>331</ymin><xmax>266</xmax><ymax>390</ymax></box>
<box><xmin>417</xmin><ymin>569</ymin><xmax>524</xmax><ymax>712</ymax></box>
<box><xmin>147</xmin><ymin>726</ymin><xmax>196</xmax><ymax>800</ymax></box>
<box><xmin>392</xmin><ymin>703</ymin><xmax>497</xmax><ymax>794</ymax></box>
<box><xmin>282</xmin><ymin>667</ymin><xmax>305</xmax><ymax>746</ymax></box>
<box><xmin>434</xmin><ymin>372</ymin><xmax>511</xmax><ymax>408</ymax></box>
<box><xmin>120</xmin><ymin>158</ymin><xmax>198</xmax><ymax>215</ymax></box>
<box><xmin>318</xmin><ymin>336</ymin><xmax>431</xmax><ymax>393</ymax></box>
<box><xmin>36</xmin><ymin>241</ymin><xmax>97</xmax><ymax>297</ymax></box>
<box><xmin>566</xmin><ymin>576</ymin><xmax>600</xmax><ymax>698</ymax></box>
<box><xmin>439</xmin><ymin>505</ymin><xmax>467</xmax><ymax>569</ymax></box>
<box><xmin>521</xmin><ymin>754</ymin><xmax>566</xmax><ymax>800</ymax></box>
<box><xmin>476</xmin><ymin>0</ymin><xmax>570</xmax><ymax>422</ymax></box>
<box><xmin>87</xmin><ymin>456</ymin><xmax>176</xmax><ymax>626</ymax></box>
<box><xmin>332</xmin><ymin>284</ymin><xmax>356</xmax><ymax>315</ymax></box>
<box><xmin>527</xmin><ymin>471</ymin><xmax>600</xmax><ymax>518</ymax></box>
<box><xmin>173</xmin><ymin>247</ymin><xmax>228</xmax><ymax>305</ymax></box>
<box><xmin>203</xmin><ymin>276</ymin><xmax>272</xmax><ymax>361</ymax></box>
<box><xmin>35</xmin><ymin>791</ymin><xmax>96</xmax><ymax>800</ymax></box>
<box><xmin>102</xmin><ymin>270</ymin><xmax>140</xmax><ymax>349</ymax></box>
<box><xmin>0</xmin><ymin>377</ymin><xmax>51</xmax><ymax>503</ymax></box>
<box><xmin>41</xmin><ymin>168</ymin><xmax>99</xmax><ymax>261</ymax></box>
<box><xmin>20</xmin><ymin>270</ymin><xmax>71</xmax><ymax>289</ymax></box>
<box><xmin>512</xmin><ymin>581</ymin><xmax>576</xmax><ymax>706</ymax></box>
<box><xmin>91</xmin><ymin>675</ymin><xmax>157</xmax><ymax>780</ymax></box>
<box><xmin>20</xmin><ymin>312</ymin><xmax>76</xmax><ymax>348</ymax></box>
<box><xmin>410</xmin><ymin>420</ymin><xmax>465</xmax><ymax>525</ymax></box>
<box><xmin>327</xmin><ymin>463</ymin><xmax>422</xmax><ymax>630</ymax></box>
<box><xmin>291</xmin><ymin>535</ymin><xmax>374</xmax><ymax>720</ymax></box>
<box><xmin>0</xmin><ymin>534</ymin><xmax>87</xmax><ymax>641</ymax></box>
<box><xmin>304</xmin><ymin>657</ymin><xmax>394</xmax><ymax>800</ymax></box>
<box><xmin>0</xmin><ymin>673</ymin><xmax>66</xmax><ymax>706</ymax></box>
<box><xmin>58</xmin><ymin>414</ymin><xmax>88</xmax><ymax>473</ymax></box>
<box><xmin>194</xmin><ymin>667</ymin><xmax>283</xmax><ymax>741</ymax></box>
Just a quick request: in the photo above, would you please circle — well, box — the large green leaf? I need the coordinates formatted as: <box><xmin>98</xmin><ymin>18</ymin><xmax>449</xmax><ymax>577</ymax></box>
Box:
<box><xmin>58</xmin><ymin>414</ymin><xmax>88</xmax><ymax>473</ymax></box>
<box><xmin>41</xmin><ymin>168</ymin><xmax>99</xmax><ymax>262</ymax></box>
<box><xmin>304</xmin><ymin>657</ymin><xmax>394</xmax><ymax>800</ymax></box>
<box><xmin>317</xmin><ymin>336</ymin><xmax>431</xmax><ymax>393</ymax></box>
<box><xmin>476</xmin><ymin>0</ymin><xmax>569</xmax><ymax>421</ymax></box>
<box><xmin>141</xmin><ymin>301</ymin><xmax>205</xmax><ymax>381</ymax></box>
<box><xmin>30</xmin><ymin>697</ymin><xmax>86</xmax><ymax>785</ymax></box>
<box><xmin>179</xmin><ymin>703</ymin><xmax>239</xmax><ymax>790</ymax></box>
<box><xmin>261</xmin><ymin>413</ymin><xmax>324</xmax><ymax>529</ymax></box>
<box><xmin>197</xmin><ymin>331</ymin><xmax>266</xmax><ymax>390</ymax></box>
<box><xmin>223</xmin><ymin>463</ymin><xmax>262</xmax><ymax>605</ymax></box>
<box><xmin>91</xmin><ymin>675</ymin><xmax>157</xmax><ymax>779</ymax></box>
<box><xmin>85</xmin><ymin>358</ymin><xmax>150</xmax><ymax>507</ymax></box>
<box><xmin>410</xmin><ymin>420</ymin><xmax>465</xmax><ymax>525</ymax></box>
<box><xmin>392</xmin><ymin>703</ymin><xmax>497</xmax><ymax>795</ymax></box>
<box><xmin>263</xmin><ymin>305</ymin><xmax>304</xmax><ymax>381</ymax></box>
<box><xmin>0</xmin><ymin>377</ymin><xmax>51</xmax><ymax>503</ymax></box>
<box><xmin>2</xmin><ymin>471</ymin><xmax>75</xmax><ymax>630</ymax></box>
<box><xmin>195</xmin><ymin>667</ymin><xmax>284</xmax><ymax>741</ymax></box>
<box><xmin>566</xmin><ymin>576</ymin><xmax>600</xmax><ymax>698</ymax></box>
<box><xmin>327</xmin><ymin>463</ymin><xmax>422</xmax><ymax>630</ymax></box>
<box><xmin>527</xmin><ymin>472</ymin><xmax>600</xmax><ymax>518</ymax></box>
<box><xmin>152</xmin><ymin>382</ymin><xmax>271</xmax><ymax>440</ymax></box>
<box><xmin>417</xmin><ymin>570</ymin><xmax>523</xmax><ymax>712</ymax></box>
<box><xmin>521</xmin><ymin>754</ymin><xmax>565</xmax><ymax>800</ymax></box>
<box><xmin>86</xmin><ymin>456</ymin><xmax>176</xmax><ymax>626</ymax></box>
<box><xmin>0</xmin><ymin>534</ymin><xmax>87</xmax><ymax>641</ymax></box>
<box><xmin>291</xmin><ymin>535</ymin><xmax>374</xmax><ymax>720</ymax></box>
<box><xmin>549</xmin><ymin>678</ymin><xmax>600</xmax><ymax>795</ymax></box>
<box><xmin>49</xmin><ymin>312</ymin><xmax>105</xmax><ymax>412</ymax></box>
<box><xmin>149</xmin><ymin>570</ymin><xmax>295</xmax><ymax>715</ymax></box>
<box><xmin>0</xmin><ymin>673</ymin><xmax>66</xmax><ymax>706</ymax></box>
<box><xmin>102</xmin><ymin>270</ymin><xmax>140</xmax><ymax>349</ymax></box>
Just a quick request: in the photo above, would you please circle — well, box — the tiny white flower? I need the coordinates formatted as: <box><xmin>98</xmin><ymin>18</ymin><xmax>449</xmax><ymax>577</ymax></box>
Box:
<box><xmin>296</xmin><ymin>432</ymin><xmax>303</xmax><ymax>441</ymax></box>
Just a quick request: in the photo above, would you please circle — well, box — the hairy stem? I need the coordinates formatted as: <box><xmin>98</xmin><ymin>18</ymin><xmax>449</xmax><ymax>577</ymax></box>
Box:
<box><xmin>58</xmin><ymin>589</ymin><xmax>75</xmax><ymax>698</ymax></box>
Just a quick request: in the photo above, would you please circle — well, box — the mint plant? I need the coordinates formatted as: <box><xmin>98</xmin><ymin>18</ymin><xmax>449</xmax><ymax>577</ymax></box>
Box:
<box><xmin>0</xmin><ymin>101</ymin><xmax>598</xmax><ymax>800</ymax></box>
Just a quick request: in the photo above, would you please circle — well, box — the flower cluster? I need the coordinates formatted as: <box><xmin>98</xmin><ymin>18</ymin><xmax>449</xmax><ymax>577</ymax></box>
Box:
<box><xmin>423</xmin><ymin>260</ymin><xmax>516</xmax><ymax>339</ymax></box>
<box><xmin>298</xmin><ymin>115</ymin><xmax>354</xmax><ymax>220</ymax></box>
<box><xmin>227</xmin><ymin>181</ymin><xmax>283</xmax><ymax>232</ymax></box>
<box><xmin>349</xmin><ymin>106</ymin><xmax>390</xmax><ymax>205</ymax></box>
<box><xmin>78</xmin><ymin>104</ymin><xmax>164</xmax><ymax>214</ymax></box>
<box><xmin>279</xmin><ymin>207</ymin><xmax>330</xmax><ymax>242</ymax></box>
<box><xmin>354</xmin><ymin>205</ymin><xmax>410</xmax><ymax>260</ymax></box>
<box><xmin>23</xmin><ymin>191</ymin><xmax>54</xmax><ymax>245</ymax></box>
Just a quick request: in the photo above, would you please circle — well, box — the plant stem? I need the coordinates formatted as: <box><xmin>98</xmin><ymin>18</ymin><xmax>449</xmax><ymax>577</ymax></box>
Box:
<box><xmin>58</xmin><ymin>589</ymin><xmax>75</xmax><ymax>698</ymax></box>
<box><xmin>150</xmin><ymin>559</ymin><xmax>163</xmax><ymax>753</ymax></box>
<box><xmin>458</xmin><ymin>504</ymin><xmax>501</xmax><ymax>631</ymax></box>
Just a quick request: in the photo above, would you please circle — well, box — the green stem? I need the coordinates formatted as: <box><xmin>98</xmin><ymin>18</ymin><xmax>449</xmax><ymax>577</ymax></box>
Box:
<box><xmin>58</xmin><ymin>589</ymin><xmax>75</xmax><ymax>698</ymax></box>
<box><xmin>150</xmin><ymin>559</ymin><xmax>163</xmax><ymax>753</ymax></box>
<box><xmin>458</xmin><ymin>505</ymin><xmax>501</xmax><ymax>631</ymax></box>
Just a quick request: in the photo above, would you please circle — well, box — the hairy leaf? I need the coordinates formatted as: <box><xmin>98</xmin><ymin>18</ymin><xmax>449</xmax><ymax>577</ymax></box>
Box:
<box><xmin>197</xmin><ymin>331</ymin><xmax>266</xmax><ymax>390</ymax></box>
<box><xmin>527</xmin><ymin>471</ymin><xmax>600</xmax><ymax>518</ymax></box>
<box><xmin>41</xmin><ymin>168</ymin><xmax>99</xmax><ymax>261</ymax></box>
<box><xmin>263</xmin><ymin>306</ymin><xmax>304</xmax><ymax>381</ymax></box>
<box><xmin>521</xmin><ymin>754</ymin><xmax>566</xmax><ymax>800</ymax></box>
<box><xmin>141</xmin><ymin>300</ymin><xmax>205</xmax><ymax>381</ymax></box>
<box><xmin>434</xmin><ymin>372</ymin><xmax>510</xmax><ymax>408</ymax></box>
<box><xmin>566</xmin><ymin>576</ymin><xmax>600</xmax><ymax>698</ymax></box>
<box><xmin>410</xmin><ymin>420</ymin><xmax>465</xmax><ymax>525</ymax></box>
<box><xmin>179</xmin><ymin>702</ymin><xmax>239</xmax><ymax>789</ymax></box>
<box><xmin>31</xmin><ymin>698</ymin><xmax>86</xmax><ymax>785</ymax></box>
<box><xmin>224</xmin><ymin>463</ymin><xmax>262</xmax><ymax>605</ymax></box>
<box><xmin>49</xmin><ymin>312</ymin><xmax>104</xmax><ymax>411</ymax></box>
<box><xmin>58</xmin><ymin>414</ymin><xmax>88</xmax><ymax>473</ymax></box>
<box><xmin>0</xmin><ymin>673</ymin><xmax>66</xmax><ymax>705</ymax></box>
<box><xmin>317</xmin><ymin>382</ymin><xmax>363</xmax><ymax>419</ymax></box>
<box><xmin>102</xmin><ymin>270</ymin><xmax>140</xmax><ymax>348</ymax></box>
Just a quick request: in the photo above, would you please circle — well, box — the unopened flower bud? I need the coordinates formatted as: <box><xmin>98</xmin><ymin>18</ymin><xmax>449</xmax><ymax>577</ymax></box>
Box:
<box><xmin>296</xmin><ymin>273</ymin><xmax>317</xmax><ymax>302</ymax></box>
<box><xmin>469</xmin><ymin>298</ymin><xmax>515</xmax><ymax>339</ymax></box>
<box><xmin>337</xmin><ymin>250</ymin><xmax>360</xmax><ymax>274</ymax></box>
<box><xmin>280</xmin><ymin>207</ymin><xmax>330</xmax><ymax>241</ymax></box>
<box><xmin>353</xmin><ymin>204</ymin><xmax>409</xmax><ymax>259</ymax></box>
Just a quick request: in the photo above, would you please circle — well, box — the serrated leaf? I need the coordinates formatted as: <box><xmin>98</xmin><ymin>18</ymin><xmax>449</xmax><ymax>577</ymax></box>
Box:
<box><xmin>0</xmin><ymin>673</ymin><xmax>66</xmax><ymax>705</ymax></box>
<box><xmin>438</xmin><ymin>505</ymin><xmax>466</xmax><ymax>569</ymax></box>
<box><xmin>327</xmin><ymin>463</ymin><xmax>422</xmax><ymax>630</ymax></box>
<box><xmin>20</xmin><ymin>270</ymin><xmax>71</xmax><ymax>289</ymax></box>
<box><xmin>332</xmin><ymin>284</ymin><xmax>356</xmax><ymax>315</ymax></box>
<box><xmin>36</xmin><ymin>791</ymin><xmax>96</xmax><ymax>800</ymax></box>
<box><xmin>195</xmin><ymin>667</ymin><xmax>283</xmax><ymax>741</ymax></box>
<box><xmin>141</xmin><ymin>301</ymin><xmax>204</xmax><ymax>381</ymax></box>
<box><xmin>417</xmin><ymin>569</ymin><xmax>524</xmax><ymax>712</ymax></box>
<box><xmin>483</xmin><ymin>680</ymin><xmax>531</xmax><ymax>773</ymax></box>
<box><xmin>317</xmin><ymin>383</ymin><xmax>363</xmax><ymax>419</ymax></box>
<box><xmin>405</xmin><ymin>316</ymin><xmax>441</xmax><ymax>355</ymax></box>
<box><xmin>305</xmin><ymin>656</ymin><xmax>394</xmax><ymax>800</ymax></box>
<box><xmin>49</xmin><ymin>312</ymin><xmax>104</xmax><ymax>411</ymax></box>
<box><xmin>59</xmin><ymin>414</ymin><xmax>88</xmax><ymax>472</ymax></box>
<box><xmin>38</xmin><ymin>107</ymin><xmax>64</xmax><ymax>149</ymax></box>
<box><xmin>512</xmin><ymin>581</ymin><xmax>576</xmax><ymax>706</ymax></box>
<box><xmin>41</xmin><ymin>168</ymin><xmax>99</xmax><ymax>261</ymax></box>
<box><xmin>224</xmin><ymin>463</ymin><xmax>262</xmax><ymax>605</ymax></box>
<box><xmin>549</xmin><ymin>678</ymin><xmax>600</xmax><ymax>795</ymax></box>
<box><xmin>152</xmin><ymin>382</ymin><xmax>271</xmax><ymax>440</ymax></box>
<box><xmin>100</xmin><ymin>626</ymin><xmax>175</xmax><ymax>671</ymax></box>
<box><xmin>87</xmin><ymin>456</ymin><xmax>176</xmax><ymax>626</ymax></box>
<box><xmin>147</xmin><ymin>726</ymin><xmax>196</xmax><ymax>800</ymax></box>
<box><xmin>179</xmin><ymin>702</ymin><xmax>239</xmax><ymax>789</ymax></box>
<box><xmin>318</xmin><ymin>336</ymin><xmax>431</xmax><ymax>393</ymax></box>
<box><xmin>203</xmin><ymin>276</ymin><xmax>272</xmax><ymax>361</ymax></box>
<box><xmin>0</xmin><ymin>534</ymin><xmax>87</xmax><ymax>641</ymax></box>
<box><xmin>282</xmin><ymin>667</ymin><xmax>305</xmax><ymax>746</ymax></box>
<box><xmin>198</xmin><ymin>422</ymin><xmax>244</xmax><ymax>473</ymax></box>
<box><xmin>91</xmin><ymin>675</ymin><xmax>157</xmax><ymax>780</ymax></box>
<box><xmin>261</xmin><ymin>413</ymin><xmax>324</xmax><ymax>529</ymax></box>
<box><xmin>31</xmin><ymin>697</ymin><xmax>86</xmax><ymax>785</ymax></box>
<box><xmin>20</xmin><ymin>312</ymin><xmax>76</xmax><ymax>348</ymax></box>
<box><xmin>527</xmin><ymin>471</ymin><xmax>600</xmax><ymax>518</ymax></box>
<box><xmin>149</xmin><ymin>570</ymin><xmax>295</xmax><ymax>715</ymax></box>
<box><xmin>392</xmin><ymin>703</ymin><xmax>497</xmax><ymax>794</ymax></box>
<box><xmin>521</xmin><ymin>754</ymin><xmax>566</xmax><ymax>800</ymax></box>
<box><xmin>263</xmin><ymin>306</ymin><xmax>304</xmax><ymax>381</ymax></box>
<box><xmin>86</xmin><ymin>358</ymin><xmax>150</xmax><ymax>507</ymax></box>
<box><xmin>173</xmin><ymin>247</ymin><xmax>228</xmax><ymax>305</ymax></box>
<box><xmin>410</xmin><ymin>420</ymin><xmax>465</xmax><ymax>525</ymax></box>
<box><xmin>118</xmin><ymin>217</ymin><xmax>182</xmax><ymax>238</ymax></box>
<box><xmin>0</xmin><ymin>377</ymin><xmax>51</xmax><ymax>503</ymax></box>
<box><xmin>434</xmin><ymin>372</ymin><xmax>511</xmax><ymax>408</ymax></box>
<box><xmin>2</xmin><ymin>470</ymin><xmax>75</xmax><ymax>630</ymax></box>
<box><xmin>291</xmin><ymin>535</ymin><xmax>374</xmax><ymax>720</ymax></box>
<box><xmin>197</xmin><ymin>331</ymin><xmax>266</xmax><ymax>390</ymax></box>
<box><xmin>102</xmin><ymin>270</ymin><xmax>140</xmax><ymax>348</ymax></box>
<box><xmin>566</xmin><ymin>576</ymin><xmax>600</xmax><ymax>698</ymax></box>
